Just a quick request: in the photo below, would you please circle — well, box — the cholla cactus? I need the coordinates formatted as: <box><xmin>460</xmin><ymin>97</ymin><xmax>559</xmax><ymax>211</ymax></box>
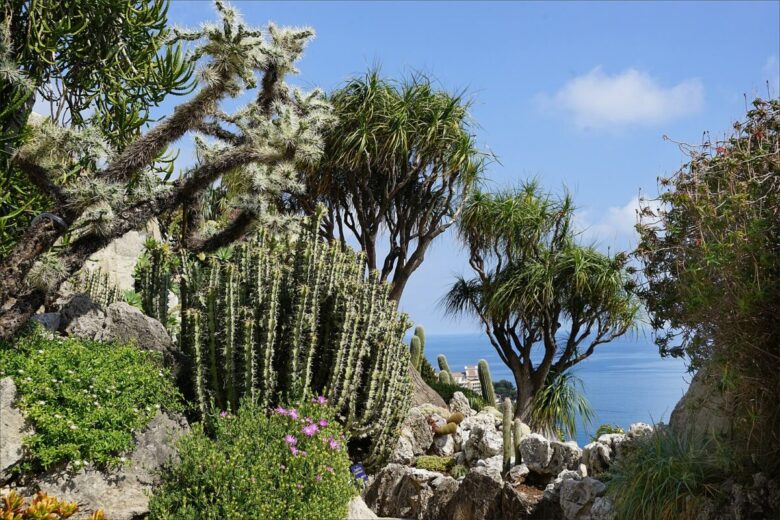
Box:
<box><xmin>478</xmin><ymin>359</ymin><xmax>496</xmax><ymax>405</ymax></box>
<box><xmin>139</xmin><ymin>214</ymin><xmax>411</xmax><ymax>470</ymax></box>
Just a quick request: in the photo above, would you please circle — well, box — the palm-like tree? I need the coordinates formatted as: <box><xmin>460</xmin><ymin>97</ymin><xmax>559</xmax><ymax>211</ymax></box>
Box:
<box><xmin>297</xmin><ymin>70</ymin><xmax>486</xmax><ymax>301</ymax></box>
<box><xmin>444</xmin><ymin>181</ymin><xmax>638</xmax><ymax>426</ymax></box>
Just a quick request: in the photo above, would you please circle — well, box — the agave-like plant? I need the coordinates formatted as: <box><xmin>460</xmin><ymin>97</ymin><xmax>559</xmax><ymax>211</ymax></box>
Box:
<box><xmin>529</xmin><ymin>369</ymin><xmax>593</xmax><ymax>440</ymax></box>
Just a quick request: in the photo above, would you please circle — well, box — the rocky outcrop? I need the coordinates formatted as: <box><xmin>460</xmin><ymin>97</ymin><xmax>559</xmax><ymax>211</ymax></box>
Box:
<box><xmin>450</xmin><ymin>392</ymin><xmax>475</xmax><ymax>417</ymax></box>
<box><xmin>463</xmin><ymin>423</ymin><xmax>502</xmax><ymax>464</ymax></box>
<box><xmin>32</xmin><ymin>411</ymin><xmax>189</xmax><ymax>520</ymax></box>
<box><xmin>84</xmin><ymin>222</ymin><xmax>161</xmax><ymax>291</ymax></box>
<box><xmin>0</xmin><ymin>378</ymin><xmax>32</xmax><ymax>483</ymax></box>
<box><xmin>345</xmin><ymin>496</ymin><xmax>378</xmax><ymax>519</ymax></box>
<box><xmin>559</xmin><ymin>477</ymin><xmax>608</xmax><ymax>520</ymax></box>
<box><xmin>410</xmin><ymin>366</ymin><xmax>447</xmax><ymax>408</ymax></box>
<box><xmin>392</xmin><ymin>407</ymin><xmax>435</xmax><ymax>464</ymax></box>
<box><xmin>669</xmin><ymin>366</ymin><xmax>734</xmax><ymax>442</ymax></box>
<box><xmin>363</xmin><ymin>463</ymin><xmax>458</xmax><ymax>520</ymax></box>
<box><xmin>445</xmin><ymin>466</ymin><xmax>503</xmax><ymax>520</ymax></box>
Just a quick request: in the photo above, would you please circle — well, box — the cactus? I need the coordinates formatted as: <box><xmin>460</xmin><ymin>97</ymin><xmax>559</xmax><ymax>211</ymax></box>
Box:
<box><xmin>136</xmin><ymin>214</ymin><xmax>411</xmax><ymax>470</ymax></box>
<box><xmin>478</xmin><ymin>359</ymin><xmax>497</xmax><ymax>405</ymax></box>
<box><xmin>439</xmin><ymin>370</ymin><xmax>453</xmax><ymax>385</ymax></box>
<box><xmin>410</xmin><ymin>336</ymin><xmax>422</xmax><ymax>370</ymax></box>
<box><xmin>434</xmin><ymin>422</ymin><xmax>458</xmax><ymax>435</ymax></box>
<box><xmin>414</xmin><ymin>325</ymin><xmax>426</xmax><ymax>363</ymax></box>
<box><xmin>512</xmin><ymin>419</ymin><xmax>526</xmax><ymax>464</ymax></box>
<box><xmin>447</xmin><ymin>411</ymin><xmax>465</xmax><ymax>425</ymax></box>
<box><xmin>437</xmin><ymin>354</ymin><xmax>451</xmax><ymax>373</ymax></box>
<box><xmin>134</xmin><ymin>239</ymin><xmax>174</xmax><ymax>328</ymax></box>
<box><xmin>502</xmin><ymin>397</ymin><xmax>512</xmax><ymax>472</ymax></box>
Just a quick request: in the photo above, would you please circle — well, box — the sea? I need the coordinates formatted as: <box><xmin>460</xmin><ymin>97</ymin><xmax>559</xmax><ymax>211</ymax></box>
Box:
<box><xmin>423</xmin><ymin>332</ymin><xmax>691</xmax><ymax>447</ymax></box>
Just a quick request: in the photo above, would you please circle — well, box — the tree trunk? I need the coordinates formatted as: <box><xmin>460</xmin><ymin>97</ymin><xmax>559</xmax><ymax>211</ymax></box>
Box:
<box><xmin>513</xmin><ymin>369</ymin><xmax>536</xmax><ymax>422</ymax></box>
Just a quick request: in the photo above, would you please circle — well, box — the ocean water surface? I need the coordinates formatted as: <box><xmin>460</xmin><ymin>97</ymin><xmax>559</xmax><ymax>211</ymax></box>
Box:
<box><xmin>423</xmin><ymin>333</ymin><xmax>690</xmax><ymax>446</ymax></box>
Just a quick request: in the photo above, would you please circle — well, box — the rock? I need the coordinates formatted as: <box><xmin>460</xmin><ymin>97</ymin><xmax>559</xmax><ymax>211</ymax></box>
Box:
<box><xmin>392</xmin><ymin>434</ymin><xmax>416</xmax><ymax>464</ymax></box>
<box><xmin>520</xmin><ymin>433</ymin><xmax>552</xmax><ymax>475</ymax></box>
<box><xmin>345</xmin><ymin>496</ymin><xmax>378</xmax><ymax>519</ymax></box>
<box><xmin>474</xmin><ymin>455</ymin><xmax>502</xmax><ymax>473</ymax></box>
<box><xmin>590</xmin><ymin>496</ymin><xmax>615</xmax><ymax>520</ymax></box>
<box><xmin>416</xmin><ymin>403</ymin><xmax>451</xmax><ymax>418</ymax></box>
<box><xmin>446</xmin><ymin>466</ymin><xmax>503</xmax><ymax>520</ymax></box>
<box><xmin>461</xmin><ymin>411</ymin><xmax>497</xmax><ymax>433</ymax></box>
<box><xmin>432</xmin><ymin>433</ymin><xmax>456</xmax><ymax>457</ymax></box>
<box><xmin>501</xmin><ymin>483</ymin><xmax>544</xmax><ymax>519</ymax></box>
<box><xmin>453</xmin><ymin>451</ymin><xmax>466</xmax><ymax>466</ymax></box>
<box><xmin>410</xmin><ymin>365</ymin><xmax>447</xmax><ymax>408</ymax></box>
<box><xmin>31</xmin><ymin>312</ymin><xmax>61</xmax><ymax>332</ymax></box>
<box><xmin>399</xmin><ymin>408</ymin><xmax>435</xmax><ymax>456</ymax></box>
<box><xmin>99</xmin><ymin>302</ymin><xmax>174</xmax><ymax>356</ymax></box>
<box><xmin>481</xmin><ymin>406</ymin><xmax>503</xmax><ymax>426</ymax></box>
<box><xmin>463</xmin><ymin>425</ymin><xmax>503</xmax><ymax>464</ymax></box>
<box><xmin>559</xmin><ymin>477</ymin><xmax>607</xmax><ymax>520</ymax></box>
<box><xmin>34</xmin><ymin>411</ymin><xmax>189</xmax><ymax>520</ymax></box>
<box><xmin>429</xmin><ymin>413</ymin><xmax>448</xmax><ymax>431</ymax></box>
<box><xmin>582</xmin><ymin>442</ymin><xmax>611</xmax><ymax>476</ymax></box>
<box><xmin>544</xmin><ymin>469</ymin><xmax>582</xmax><ymax>503</ymax></box>
<box><xmin>627</xmin><ymin>422</ymin><xmax>653</xmax><ymax>439</ymax></box>
<box><xmin>0</xmin><ymin>378</ymin><xmax>32</xmax><ymax>483</ymax></box>
<box><xmin>362</xmin><ymin>463</ymin><xmax>458</xmax><ymax>520</ymax></box>
<box><xmin>669</xmin><ymin>365</ymin><xmax>734</xmax><ymax>442</ymax></box>
<box><xmin>548</xmin><ymin>441</ymin><xmax>582</xmax><ymax>474</ymax></box>
<box><xmin>60</xmin><ymin>293</ymin><xmax>106</xmax><ymax>338</ymax></box>
<box><xmin>450</xmin><ymin>392</ymin><xmax>475</xmax><ymax>417</ymax></box>
<box><xmin>84</xmin><ymin>222</ymin><xmax>161</xmax><ymax>291</ymax></box>
<box><xmin>507</xmin><ymin>463</ymin><xmax>530</xmax><ymax>485</ymax></box>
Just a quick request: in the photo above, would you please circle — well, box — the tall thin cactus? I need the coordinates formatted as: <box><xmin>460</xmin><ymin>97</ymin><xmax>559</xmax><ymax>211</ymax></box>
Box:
<box><xmin>437</xmin><ymin>354</ymin><xmax>451</xmax><ymax>373</ymax></box>
<box><xmin>409</xmin><ymin>336</ymin><xmax>422</xmax><ymax>370</ymax></box>
<box><xmin>478</xmin><ymin>359</ymin><xmax>496</xmax><ymax>405</ymax></box>
<box><xmin>136</xmin><ymin>214</ymin><xmax>411</xmax><ymax>470</ymax></box>
<box><xmin>502</xmin><ymin>397</ymin><xmax>512</xmax><ymax>472</ymax></box>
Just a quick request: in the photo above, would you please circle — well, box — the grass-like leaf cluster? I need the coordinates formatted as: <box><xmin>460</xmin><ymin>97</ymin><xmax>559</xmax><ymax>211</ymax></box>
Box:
<box><xmin>0</xmin><ymin>326</ymin><xmax>181</xmax><ymax>472</ymax></box>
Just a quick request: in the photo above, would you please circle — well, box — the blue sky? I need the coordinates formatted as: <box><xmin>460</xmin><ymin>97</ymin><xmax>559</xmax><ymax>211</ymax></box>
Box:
<box><xmin>162</xmin><ymin>0</ymin><xmax>779</xmax><ymax>334</ymax></box>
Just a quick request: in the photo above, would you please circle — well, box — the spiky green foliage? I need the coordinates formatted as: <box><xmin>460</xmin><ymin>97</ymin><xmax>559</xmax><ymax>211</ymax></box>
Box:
<box><xmin>502</xmin><ymin>397</ymin><xmax>512</xmax><ymax>472</ymax></box>
<box><xmin>409</xmin><ymin>336</ymin><xmax>422</xmax><ymax>371</ymax></box>
<box><xmin>529</xmin><ymin>370</ymin><xmax>594</xmax><ymax>440</ymax></box>
<box><xmin>134</xmin><ymin>238</ymin><xmax>176</xmax><ymax>326</ymax></box>
<box><xmin>478</xmin><ymin>359</ymin><xmax>497</xmax><ymax>405</ymax></box>
<box><xmin>297</xmin><ymin>70</ymin><xmax>486</xmax><ymax>301</ymax></box>
<box><xmin>608</xmin><ymin>428</ymin><xmax>728</xmax><ymax>520</ymax></box>
<box><xmin>70</xmin><ymin>268</ymin><xmax>121</xmax><ymax>308</ymax></box>
<box><xmin>512</xmin><ymin>419</ymin><xmax>525</xmax><ymax>464</ymax></box>
<box><xmin>444</xmin><ymin>181</ymin><xmax>638</xmax><ymax>421</ymax></box>
<box><xmin>137</xmin><ymin>216</ymin><xmax>411</xmax><ymax>470</ymax></box>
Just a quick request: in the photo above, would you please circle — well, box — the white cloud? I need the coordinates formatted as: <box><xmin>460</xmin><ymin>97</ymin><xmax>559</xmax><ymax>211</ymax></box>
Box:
<box><xmin>576</xmin><ymin>195</ymin><xmax>661</xmax><ymax>251</ymax></box>
<box><xmin>539</xmin><ymin>67</ymin><xmax>704</xmax><ymax>128</ymax></box>
<box><xmin>762</xmin><ymin>56</ymin><xmax>780</xmax><ymax>96</ymax></box>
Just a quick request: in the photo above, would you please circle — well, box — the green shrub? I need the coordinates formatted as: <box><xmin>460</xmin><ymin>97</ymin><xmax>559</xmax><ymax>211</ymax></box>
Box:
<box><xmin>148</xmin><ymin>399</ymin><xmax>356</xmax><ymax>520</ymax></box>
<box><xmin>449</xmin><ymin>464</ymin><xmax>468</xmax><ymax>479</ymax></box>
<box><xmin>415</xmin><ymin>455</ymin><xmax>454</xmax><ymax>473</ymax></box>
<box><xmin>0</xmin><ymin>326</ymin><xmax>181</xmax><ymax>471</ymax></box>
<box><xmin>425</xmin><ymin>379</ymin><xmax>486</xmax><ymax>410</ymax></box>
<box><xmin>591</xmin><ymin>423</ymin><xmax>625</xmax><ymax>441</ymax></box>
<box><xmin>608</xmin><ymin>428</ymin><xmax>726</xmax><ymax>520</ymax></box>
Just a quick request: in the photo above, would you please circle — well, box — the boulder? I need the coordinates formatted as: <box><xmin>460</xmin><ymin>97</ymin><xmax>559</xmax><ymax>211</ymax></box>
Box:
<box><xmin>548</xmin><ymin>441</ymin><xmax>582</xmax><ymax>473</ymax></box>
<box><xmin>589</xmin><ymin>496</ymin><xmax>615</xmax><ymax>520</ymax></box>
<box><xmin>60</xmin><ymin>293</ymin><xmax>105</xmax><ymax>338</ymax></box>
<box><xmin>0</xmin><ymin>378</ymin><xmax>32</xmax><ymax>483</ymax></box>
<box><xmin>33</xmin><ymin>411</ymin><xmax>189</xmax><ymax>520</ymax></box>
<box><xmin>544</xmin><ymin>469</ymin><xmax>582</xmax><ymax>502</ymax></box>
<box><xmin>345</xmin><ymin>496</ymin><xmax>378</xmax><ymax>519</ymax></box>
<box><xmin>99</xmin><ymin>302</ymin><xmax>174</xmax><ymax>356</ymax></box>
<box><xmin>627</xmin><ymin>422</ymin><xmax>653</xmax><ymax>439</ymax></box>
<box><xmin>474</xmin><ymin>455</ymin><xmax>503</xmax><ymax>473</ymax></box>
<box><xmin>582</xmin><ymin>442</ymin><xmax>611</xmax><ymax>476</ymax></box>
<box><xmin>31</xmin><ymin>312</ymin><xmax>61</xmax><ymax>332</ymax></box>
<box><xmin>445</xmin><ymin>466</ymin><xmax>503</xmax><ymax>520</ymax></box>
<box><xmin>501</xmin><ymin>483</ymin><xmax>545</xmax><ymax>519</ymax></box>
<box><xmin>84</xmin><ymin>223</ymin><xmax>160</xmax><ymax>291</ymax></box>
<box><xmin>399</xmin><ymin>408</ymin><xmax>435</xmax><ymax>456</ymax></box>
<box><xmin>463</xmin><ymin>425</ymin><xmax>502</xmax><ymax>464</ymax></box>
<box><xmin>507</xmin><ymin>463</ymin><xmax>530</xmax><ymax>485</ymax></box>
<box><xmin>461</xmin><ymin>411</ymin><xmax>497</xmax><ymax>433</ymax></box>
<box><xmin>519</xmin><ymin>433</ymin><xmax>552</xmax><ymax>475</ymax></box>
<box><xmin>432</xmin><ymin>433</ymin><xmax>456</xmax><ymax>457</ymax></box>
<box><xmin>450</xmin><ymin>392</ymin><xmax>475</xmax><ymax>417</ymax></box>
<box><xmin>670</xmin><ymin>366</ymin><xmax>734</xmax><ymax>442</ymax></box>
<box><xmin>362</xmin><ymin>463</ymin><xmax>458</xmax><ymax>520</ymax></box>
<box><xmin>559</xmin><ymin>477</ymin><xmax>607</xmax><ymax>520</ymax></box>
<box><xmin>392</xmin><ymin>434</ymin><xmax>416</xmax><ymax>464</ymax></box>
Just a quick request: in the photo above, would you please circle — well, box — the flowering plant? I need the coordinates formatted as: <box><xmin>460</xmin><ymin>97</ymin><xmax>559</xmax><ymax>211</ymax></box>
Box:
<box><xmin>149</xmin><ymin>398</ymin><xmax>356</xmax><ymax>519</ymax></box>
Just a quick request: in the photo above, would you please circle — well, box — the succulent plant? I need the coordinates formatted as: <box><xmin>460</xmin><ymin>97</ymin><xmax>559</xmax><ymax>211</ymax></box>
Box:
<box><xmin>478</xmin><ymin>359</ymin><xmax>496</xmax><ymax>405</ymax></box>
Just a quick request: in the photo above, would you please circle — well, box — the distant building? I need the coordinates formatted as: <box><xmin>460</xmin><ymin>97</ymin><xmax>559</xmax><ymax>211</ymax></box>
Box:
<box><xmin>448</xmin><ymin>365</ymin><xmax>481</xmax><ymax>393</ymax></box>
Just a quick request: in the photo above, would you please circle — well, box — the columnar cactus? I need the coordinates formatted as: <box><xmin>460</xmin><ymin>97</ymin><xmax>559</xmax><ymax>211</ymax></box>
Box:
<box><xmin>135</xmin><ymin>215</ymin><xmax>411</xmax><ymax>470</ymax></box>
<box><xmin>512</xmin><ymin>419</ymin><xmax>525</xmax><ymax>464</ymax></box>
<box><xmin>478</xmin><ymin>359</ymin><xmax>497</xmax><ymax>405</ymax></box>
<box><xmin>414</xmin><ymin>325</ymin><xmax>426</xmax><ymax>354</ymax></box>
<box><xmin>410</xmin><ymin>336</ymin><xmax>422</xmax><ymax>370</ymax></box>
<box><xmin>503</xmin><ymin>397</ymin><xmax>512</xmax><ymax>472</ymax></box>
<box><xmin>437</xmin><ymin>354</ymin><xmax>451</xmax><ymax>373</ymax></box>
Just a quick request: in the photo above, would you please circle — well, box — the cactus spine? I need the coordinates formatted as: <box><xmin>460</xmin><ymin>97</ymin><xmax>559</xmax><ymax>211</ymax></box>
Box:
<box><xmin>478</xmin><ymin>359</ymin><xmax>496</xmax><ymax>405</ymax></box>
<box><xmin>136</xmin><ymin>214</ymin><xmax>411</xmax><ymax>470</ymax></box>
<box><xmin>503</xmin><ymin>397</ymin><xmax>512</xmax><ymax>472</ymax></box>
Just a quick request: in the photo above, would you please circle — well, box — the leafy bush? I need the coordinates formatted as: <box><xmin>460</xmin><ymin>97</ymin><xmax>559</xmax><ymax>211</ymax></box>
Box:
<box><xmin>591</xmin><ymin>423</ymin><xmax>625</xmax><ymax>441</ymax></box>
<box><xmin>0</xmin><ymin>326</ymin><xmax>181</xmax><ymax>471</ymax></box>
<box><xmin>415</xmin><ymin>455</ymin><xmax>454</xmax><ymax>472</ymax></box>
<box><xmin>529</xmin><ymin>369</ymin><xmax>593</xmax><ymax>440</ymax></box>
<box><xmin>1</xmin><ymin>490</ymin><xmax>105</xmax><ymax>520</ymax></box>
<box><xmin>449</xmin><ymin>464</ymin><xmax>468</xmax><ymax>479</ymax></box>
<box><xmin>425</xmin><ymin>378</ymin><xmax>486</xmax><ymax>411</ymax></box>
<box><xmin>608</xmin><ymin>428</ymin><xmax>726</xmax><ymax>520</ymax></box>
<box><xmin>148</xmin><ymin>399</ymin><xmax>356</xmax><ymax>520</ymax></box>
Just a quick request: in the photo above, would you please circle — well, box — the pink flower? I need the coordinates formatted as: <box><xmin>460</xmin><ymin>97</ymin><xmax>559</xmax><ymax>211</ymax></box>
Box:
<box><xmin>318</xmin><ymin>419</ymin><xmax>329</xmax><ymax>427</ymax></box>
<box><xmin>288</xmin><ymin>409</ymin><xmax>299</xmax><ymax>420</ymax></box>
<box><xmin>220</xmin><ymin>410</ymin><xmax>228</xmax><ymax>418</ymax></box>
<box><xmin>304</xmin><ymin>416</ymin><xmax>313</xmax><ymax>424</ymax></box>
<box><xmin>274</xmin><ymin>406</ymin><xmax>288</xmax><ymax>416</ymax></box>
<box><xmin>302</xmin><ymin>423</ymin><xmax>319</xmax><ymax>437</ymax></box>
<box><xmin>327</xmin><ymin>436</ymin><xmax>341</xmax><ymax>450</ymax></box>
<box><xmin>326</xmin><ymin>466</ymin><xmax>334</xmax><ymax>473</ymax></box>
<box><xmin>315</xmin><ymin>474</ymin><xmax>322</xmax><ymax>481</ymax></box>
<box><xmin>284</xmin><ymin>435</ymin><xmax>297</xmax><ymax>446</ymax></box>
<box><xmin>289</xmin><ymin>446</ymin><xmax>299</xmax><ymax>456</ymax></box>
<box><xmin>299</xmin><ymin>450</ymin><xmax>308</xmax><ymax>457</ymax></box>
<box><xmin>313</xmin><ymin>395</ymin><xmax>328</xmax><ymax>405</ymax></box>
